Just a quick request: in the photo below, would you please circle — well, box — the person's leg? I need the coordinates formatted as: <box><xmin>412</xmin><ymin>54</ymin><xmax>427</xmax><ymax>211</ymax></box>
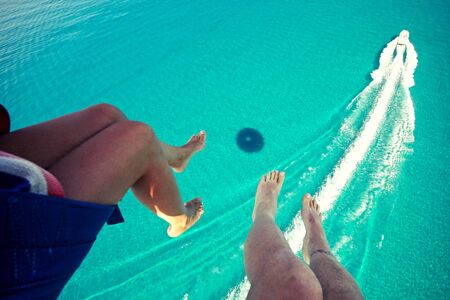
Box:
<box><xmin>244</xmin><ymin>171</ymin><xmax>323</xmax><ymax>300</ymax></box>
<box><xmin>0</xmin><ymin>103</ymin><xmax>127</xmax><ymax>169</ymax></box>
<box><xmin>301</xmin><ymin>194</ymin><xmax>364</xmax><ymax>300</ymax></box>
<box><xmin>158</xmin><ymin>130</ymin><xmax>206</xmax><ymax>173</ymax></box>
<box><xmin>0</xmin><ymin>103</ymin><xmax>205</xmax><ymax>172</ymax></box>
<box><xmin>49</xmin><ymin>121</ymin><xmax>203</xmax><ymax>237</ymax></box>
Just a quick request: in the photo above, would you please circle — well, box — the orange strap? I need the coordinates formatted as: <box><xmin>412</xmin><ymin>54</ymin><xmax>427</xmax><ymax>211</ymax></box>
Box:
<box><xmin>0</xmin><ymin>104</ymin><xmax>11</xmax><ymax>135</ymax></box>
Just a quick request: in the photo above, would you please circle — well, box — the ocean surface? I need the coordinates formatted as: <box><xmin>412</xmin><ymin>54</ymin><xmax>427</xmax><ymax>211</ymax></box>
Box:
<box><xmin>1</xmin><ymin>0</ymin><xmax>449</xmax><ymax>299</ymax></box>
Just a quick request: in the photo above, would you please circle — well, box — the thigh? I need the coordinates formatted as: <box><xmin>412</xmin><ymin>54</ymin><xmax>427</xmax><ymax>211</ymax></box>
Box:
<box><xmin>245</xmin><ymin>218</ymin><xmax>323</xmax><ymax>299</ymax></box>
<box><xmin>247</xmin><ymin>251</ymin><xmax>323</xmax><ymax>300</ymax></box>
<box><xmin>0</xmin><ymin>103</ymin><xmax>125</xmax><ymax>169</ymax></box>
<box><xmin>49</xmin><ymin>121</ymin><xmax>155</xmax><ymax>205</ymax></box>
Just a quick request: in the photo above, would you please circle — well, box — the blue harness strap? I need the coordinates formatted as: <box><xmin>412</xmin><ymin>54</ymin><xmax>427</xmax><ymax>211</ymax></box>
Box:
<box><xmin>0</xmin><ymin>190</ymin><xmax>123</xmax><ymax>299</ymax></box>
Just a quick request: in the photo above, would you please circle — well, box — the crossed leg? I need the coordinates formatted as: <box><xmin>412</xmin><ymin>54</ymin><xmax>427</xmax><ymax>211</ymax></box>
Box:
<box><xmin>244</xmin><ymin>171</ymin><xmax>364</xmax><ymax>299</ymax></box>
<box><xmin>244</xmin><ymin>171</ymin><xmax>323</xmax><ymax>299</ymax></box>
<box><xmin>0</xmin><ymin>103</ymin><xmax>206</xmax><ymax>172</ymax></box>
<box><xmin>48</xmin><ymin>120</ymin><xmax>204</xmax><ymax>237</ymax></box>
<box><xmin>0</xmin><ymin>104</ymin><xmax>206</xmax><ymax>237</ymax></box>
<box><xmin>0</xmin><ymin>103</ymin><xmax>127</xmax><ymax>169</ymax></box>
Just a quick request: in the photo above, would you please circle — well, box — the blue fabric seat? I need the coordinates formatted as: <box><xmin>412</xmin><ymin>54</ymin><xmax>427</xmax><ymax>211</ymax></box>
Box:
<box><xmin>0</xmin><ymin>190</ymin><xmax>123</xmax><ymax>299</ymax></box>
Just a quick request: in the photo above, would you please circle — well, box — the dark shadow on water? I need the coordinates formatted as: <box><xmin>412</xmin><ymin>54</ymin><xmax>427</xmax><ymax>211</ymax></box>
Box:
<box><xmin>236</xmin><ymin>128</ymin><xmax>264</xmax><ymax>153</ymax></box>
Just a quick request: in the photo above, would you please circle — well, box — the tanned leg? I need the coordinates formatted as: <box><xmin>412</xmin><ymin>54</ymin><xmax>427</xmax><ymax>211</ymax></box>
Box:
<box><xmin>159</xmin><ymin>130</ymin><xmax>206</xmax><ymax>172</ymax></box>
<box><xmin>49</xmin><ymin>121</ymin><xmax>203</xmax><ymax>237</ymax></box>
<box><xmin>0</xmin><ymin>104</ymin><xmax>206</xmax><ymax>172</ymax></box>
<box><xmin>0</xmin><ymin>103</ymin><xmax>126</xmax><ymax>169</ymax></box>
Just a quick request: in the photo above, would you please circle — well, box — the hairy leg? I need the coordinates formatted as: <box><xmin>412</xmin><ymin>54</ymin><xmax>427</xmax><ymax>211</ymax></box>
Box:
<box><xmin>301</xmin><ymin>194</ymin><xmax>364</xmax><ymax>300</ymax></box>
<box><xmin>0</xmin><ymin>103</ymin><xmax>126</xmax><ymax>169</ymax></box>
<box><xmin>49</xmin><ymin>121</ymin><xmax>203</xmax><ymax>237</ymax></box>
<box><xmin>245</xmin><ymin>171</ymin><xmax>322</xmax><ymax>300</ymax></box>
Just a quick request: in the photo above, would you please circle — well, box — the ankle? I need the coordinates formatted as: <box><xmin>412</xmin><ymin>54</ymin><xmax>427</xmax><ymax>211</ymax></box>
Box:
<box><xmin>308</xmin><ymin>234</ymin><xmax>331</xmax><ymax>254</ymax></box>
<box><xmin>253</xmin><ymin>212</ymin><xmax>276</xmax><ymax>223</ymax></box>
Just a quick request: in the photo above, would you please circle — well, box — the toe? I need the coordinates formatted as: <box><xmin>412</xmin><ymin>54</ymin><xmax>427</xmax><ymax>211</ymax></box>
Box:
<box><xmin>277</xmin><ymin>171</ymin><xmax>285</xmax><ymax>183</ymax></box>
<box><xmin>260</xmin><ymin>174</ymin><xmax>267</xmax><ymax>184</ymax></box>
<box><xmin>186</xmin><ymin>198</ymin><xmax>201</xmax><ymax>208</ymax></box>
<box><xmin>302</xmin><ymin>193</ymin><xmax>312</xmax><ymax>207</ymax></box>
<box><xmin>270</xmin><ymin>171</ymin><xmax>277</xmax><ymax>181</ymax></box>
<box><xmin>199</xmin><ymin>130</ymin><xmax>206</xmax><ymax>141</ymax></box>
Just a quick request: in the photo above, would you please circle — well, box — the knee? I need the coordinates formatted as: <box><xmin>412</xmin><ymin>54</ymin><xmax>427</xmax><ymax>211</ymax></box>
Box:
<box><xmin>119</xmin><ymin>121</ymin><xmax>156</xmax><ymax>151</ymax></box>
<box><xmin>272</xmin><ymin>251</ymin><xmax>323</xmax><ymax>299</ymax></box>
<box><xmin>284</xmin><ymin>273</ymin><xmax>323</xmax><ymax>299</ymax></box>
<box><xmin>89</xmin><ymin>103</ymin><xmax>127</xmax><ymax>123</ymax></box>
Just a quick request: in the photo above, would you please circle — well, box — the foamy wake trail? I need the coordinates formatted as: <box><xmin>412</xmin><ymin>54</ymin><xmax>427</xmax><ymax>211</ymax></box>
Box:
<box><xmin>225</xmin><ymin>37</ymin><xmax>417</xmax><ymax>300</ymax></box>
<box><xmin>370</xmin><ymin>37</ymin><xmax>398</xmax><ymax>82</ymax></box>
<box><xmin>404</xmin><ymin>41</ymin><xmax>418</xmax><ymax>88</ymax></box>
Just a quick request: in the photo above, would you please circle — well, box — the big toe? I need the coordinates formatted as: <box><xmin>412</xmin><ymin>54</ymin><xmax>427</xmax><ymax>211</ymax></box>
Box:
<box><xmin>199</xmin><ymin>130</ymin><xmax>206</xmax><ymax>142</ymax></box>
<box><xmin>302</xmin><ymin>193</ymin><xmax>312</xmax><ymax>207</ymax></box>
<box><xmin>277</xmin><ymin>171</ymin><xmax>285</xmax><ymax>184</ymax></box>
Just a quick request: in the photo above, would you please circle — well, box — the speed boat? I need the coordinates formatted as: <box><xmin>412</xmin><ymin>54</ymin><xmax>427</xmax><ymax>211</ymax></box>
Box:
<box><xmin>395</xmin><ymin>30</ymin><xmax>409</xmax><ymax>60</ymax></box>
<box><xmin>397</xmin><ymin>30</ymin><xmax>409</xmax><ymax>46</ymax></box>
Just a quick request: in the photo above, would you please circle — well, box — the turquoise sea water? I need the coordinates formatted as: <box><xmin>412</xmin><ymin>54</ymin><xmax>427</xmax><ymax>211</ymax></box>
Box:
<box><xmin>1</xmin><ymin>0</ymin><xmax>449</xmax><ymax>299</ymax></box>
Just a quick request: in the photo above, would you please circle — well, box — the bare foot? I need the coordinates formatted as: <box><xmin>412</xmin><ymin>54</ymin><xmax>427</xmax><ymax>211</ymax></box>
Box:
<box><xmin>167</xmin><ymin>198</ymin><xmax>204</xmax><ymax>237</ymax></box>
<box><xmin>172</xmin><ymin>131</ymin><xmax>206</xmax><ymax>173</ymax></box>
<box><xmin>252</xmin><ymin>171</ymin><xmax>285</xmax><ymax>221</ymax></box>
<box><xmin>301</xmin><ymin>194</ymin><xmax>331</xmax><ymax>264</ymax></box>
